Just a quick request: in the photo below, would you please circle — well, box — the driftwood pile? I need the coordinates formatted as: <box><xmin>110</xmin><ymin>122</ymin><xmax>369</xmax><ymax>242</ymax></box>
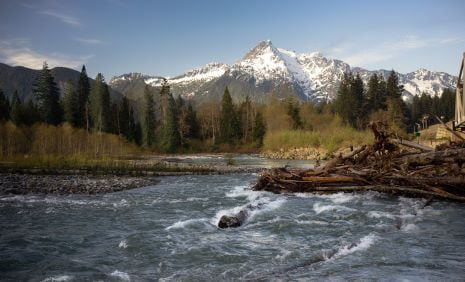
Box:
<box><xmin>253</xmin><ymin>122</ymin><xmax>465</xmax><ymax>202</ymax></box>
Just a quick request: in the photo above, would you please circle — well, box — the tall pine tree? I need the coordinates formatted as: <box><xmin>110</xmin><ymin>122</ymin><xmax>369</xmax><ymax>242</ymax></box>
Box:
<box><xmin>63</xmin><ymin>81</ymin><xmax>80</xmax><ymax>127</ymax></box>
<box><xmin>219</xmin><ymin>87</ymin><xmax>241</xmax><ymax>143</ymax></box>
<box><xmin>252</xmin><ymin>111</ymin><xmax>266</xmax><ymax>147</ymax></box>
<box><xmin>77</xmin><ymin>65</ymin><xmax>91</xmax><ymax>129</ymax></box>
<box><xmin>142</xmin><ymin>85</ymin><xmax>156</xmax><ymax>147</ymax></box>
<box><xmin>385</xmin><ymin>70</ymin><xmax>407</xmax><ymax>131</ymax></box>
<box><xmin>89</xmin><ymin>73</ymin><xmax>111</xmax><ymax>132</ymax></box>
<box><xmin>159</xmin><ymin>92</ymin><xmax>181</xmax><ymax>152</ymax></box>
<box><xmin>33</xmin><ymin>62</ymin><xmax>62</xmax><ymax>125</ymax></box>
<box><xmin>334</xmin><ymin>72</ymin><xmax>356</xmax><ymax>127</ymax></box>
<box><xmin>351</xmin><ymin>73</ymin><xmax>366</xmax><ymax>129</ymax></box>
<box><xmin>10</xmin><ymin>91</ymin><xmax>23</xmax><ymax>125</ymax></box>
<box><xmin>184</xmin><ymin>102</ymin><xmax>200</xmax><ymax>139</ymax></box>
<box><xmin>0</xmin><ymin>89</ymin><xmax>10</xmax><ymax>121</ymax></box>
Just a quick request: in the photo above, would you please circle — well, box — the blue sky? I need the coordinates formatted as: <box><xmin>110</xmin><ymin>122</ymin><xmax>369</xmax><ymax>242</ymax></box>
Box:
<box><xmin>0</xmin><ymin>0</ymin><xmax>464</xmax><ymax>79</ymax></box>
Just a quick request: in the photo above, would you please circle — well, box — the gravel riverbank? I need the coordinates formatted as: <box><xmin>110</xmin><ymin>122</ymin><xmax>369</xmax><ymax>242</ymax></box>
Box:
<box><xmin>0</xmin><ymin>174</ymin><xmax>160</xmax><ymax>195</ymax></box>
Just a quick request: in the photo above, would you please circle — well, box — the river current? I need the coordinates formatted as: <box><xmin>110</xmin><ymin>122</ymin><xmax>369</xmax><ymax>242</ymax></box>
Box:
<box><xmin>1</xmin><ymin>156</ymin><xmax>465</xmax><ymax>281</ymax></box>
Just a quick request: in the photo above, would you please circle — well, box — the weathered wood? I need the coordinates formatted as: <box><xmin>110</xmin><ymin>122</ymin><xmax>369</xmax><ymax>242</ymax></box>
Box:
<box><xmin>301</xmin><ymin>176</ymin><xmax>355</xmax><ymax>182</ymax></box>
<box><xmin>253</xmin><ymin>122</ymin><xmax>465</xmax><ymax>202</ymax></box>
<box><xmin>391</xmin><ymin>138</ymin><xmax>434</xmax><ymax>152</ymax></box>
<box><xmin>396</xmin><ymin>148</ymin><xmax>465</xmax><ymax>166</ymax></box>
<box><xmin>435</xmin><ymin>115</ymin><xmax>465</xmax><ymax>142</ymax></box>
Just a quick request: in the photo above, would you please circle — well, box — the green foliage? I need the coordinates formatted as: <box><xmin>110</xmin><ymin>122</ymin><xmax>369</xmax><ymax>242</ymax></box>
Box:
<box><xmin>386</xmin><ymin>70</ymin><xmax>403</xmax><ymax>99</ymax></box>
<box><xmin>77</xmin><ymin>65</ymin><xmax>90</xmax><ymax>128</ymax></box>
<box><xmin>10</xmin><ymin>91</ymin><xmax>23</xmax><ymax>125</ymax></box>
<box><xmin>89</xmin><ymin>73</ymin><xmax>111</xmax><ymax>133</ymax></box>
<box><xmin>287</xmin><ymin>99</ymin><xmax>303</xmax><ymax>129</ymax></box>
<box><xmin>0</xmin><ymin>89</ymin><xmax>10</xmax><ymax>121</ymax></box>
<box><xmin>63</xmin><ymin>81</ymin><xmax>80</xmax><ymax>127</ymax></box>
<box><xmin>32</xmin><ymin>62</ymin><xmax>62</xmax><ymax>125</ymax></box>
<box><xmin>408</xmin><ymin>88</ymin><xmax>456</xmax><ymax>130</ymax></box>
<box><xmin>159</xmin><ymin>93</ymin><xmax>181</xmax><ymax>152</ymax></box>
<box><xmin>118</xmin><ymin>97</ymin><xmax>136</xmax><ymax>141</ymax></box>
<box><xmin>185</xmin><ymin>102</ymin><xmax>200</xmax><ymax>139</ymax></box>
<box><xmin>334</xmin><ymin>72</ymin><xmax>359</xmax><ymax>128</ymax></box>
<box><xmin>252</xmin><ymin>111</ymin><xmax>266</xmax><ymax>146</ymax></box>
<box><xmin>351</xmin><ymin>74</ymin><xmax>366</xmax><ymax>129</ymax></box>
<box><xmin>142</xmin><ymin>85</ymin><xmax>156</xmax><ymax>147</ymax></box>
<box><xmin>263</xmin><ymin>126</ymin><xmax>373</xmax><ymax>154</ymax></box>
<box><xmin>219</xmin><ymin>87</ymin><xmax>241</xmax><ymax>143</ymax></box>
<box><xmin>366</xmin><ymin>73</ymin><xmax>387</xmax><ymax>112</ymax></box>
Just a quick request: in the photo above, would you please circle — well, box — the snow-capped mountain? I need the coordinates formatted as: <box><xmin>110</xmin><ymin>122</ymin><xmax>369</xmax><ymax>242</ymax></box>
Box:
<box><xmin>110</xmin><ymin>40</ymin><xmax>457</xmax><ymax>102</ymax></box>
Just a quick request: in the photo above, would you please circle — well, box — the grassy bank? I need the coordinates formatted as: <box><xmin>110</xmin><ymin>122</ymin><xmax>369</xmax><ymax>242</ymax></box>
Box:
<box><xmin>0</xmin><ymin>155</ymin><xmax>213</xmax><ymax>175</ymax></box>
<box><xmin>263</xmin><ymin>127</ymin><xmax>373</xmax><ymax>154</ymax></box>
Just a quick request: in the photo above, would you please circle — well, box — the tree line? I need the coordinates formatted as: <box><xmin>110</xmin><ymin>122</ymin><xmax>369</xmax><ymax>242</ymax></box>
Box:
<box><xmin>0</xmin><ymin>62</ymin><xmax>267</xmax><ymax>153</ymax></box>
<box><xmin>333</xmin><ymin>70</ymin><xmax>455</xmax><ymax>133</ymax></box>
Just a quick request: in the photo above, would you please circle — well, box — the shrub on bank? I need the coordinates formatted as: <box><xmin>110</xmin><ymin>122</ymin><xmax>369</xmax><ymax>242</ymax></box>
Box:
<box><xmin>263</xmin><ymin>126</ymin><xmax>373</xmax><ymax>154</ymax></box>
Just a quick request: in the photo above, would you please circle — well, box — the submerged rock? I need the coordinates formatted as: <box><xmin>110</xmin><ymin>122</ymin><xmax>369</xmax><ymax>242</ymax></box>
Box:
<box><xmin>218</xmin><ymin>202</ymin><xmax>264</xmax><ymax>229</ymax></box>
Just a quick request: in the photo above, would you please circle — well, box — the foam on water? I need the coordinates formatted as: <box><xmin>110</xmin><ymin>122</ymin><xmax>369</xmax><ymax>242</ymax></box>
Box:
<box><xmin>41</xmin><ymin>275</ymin><xmax>74</xmax><ymax>282</ymax></box>
<box><xmin>312</xmin><ymin>202</ymin><xmax>355</xmax><ymax>214</ymax></box>
<box><xmin>226</xmin><ymin>185</ymin><xmax>261</xmax><ymax>201</ymax></box>
<box><xmin>367</xmin><ymin>211</ymin><xmax>396</xmax><ymax>219</ymax></box>
<box><xmin>325</xmin><ymin>192</ymin><xmax>357</xmax><ymax>204</ymax></box>
<box><xmin>118</xmin><ymin>240</ymin><xmax>128</xmax><ymax>249</ymax></box>
<box><xmin>295</xmin><ymin>219</ymin><xmax>329</xmax><ymax>225</ymax></box>
<box><xmin>294</xmin><ymin>192</ymin><xmax>357</xmax><ymax>204</ymax></box>
<box><xmin>110</xmin><ymin>270</ymin><xmax>130</xmax><ymax>281</ymax></box>
<box><xmin>212</xmin><ymin>197</ymin><xmax>286</xmax><ymax>226</ymax></box>
<box><xmin>112</xmin><ymin>199</ymin><xmax>129</xmax><ymax>208</ymax></box>
<box><xmin>332</xmin><ymin>233</ymin><xmax>377</xmax><ymax>259</ymax></box>
<box><xmin>401</xmin><ymin>223</ymin><xmax>419</xmax><ymax>232</ymax></box>
<box><xmin>1</xmin><ymin>195</ymin><xmax>104</xmax><ymax>206</ymax></box>
<box><xmin>165</xmin><ymin>218</ymin><xmax>208</xmax><ymax>231</ymax></box>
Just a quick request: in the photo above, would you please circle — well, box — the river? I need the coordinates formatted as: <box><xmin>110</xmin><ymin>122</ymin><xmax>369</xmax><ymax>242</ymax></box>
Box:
<box><xmin>1</xmin><ymin>155</ymin><xmax>465</xmax><ymax>281</ymax></box>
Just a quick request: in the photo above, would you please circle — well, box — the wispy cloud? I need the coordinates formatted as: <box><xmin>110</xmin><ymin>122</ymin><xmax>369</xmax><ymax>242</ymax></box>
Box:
<box><xmin>21</xmin><ymin>3</ymin><xmax>82</xmax><ymax>27</ymax></box>
<box><xmin>75</xmin><ymin>38</ymin><xmax>103</xmax><ymax>45</ymax></box>
<box><xmin>439</xmin><ymin>36</ymin><xmax>464</xmax><ymax>44</ymax></box>
<box><xmin>336</xmin><ymin>35</ymin><xmax>463</xmax><ymax>66</ymax></box>
<box><xmin>0</xmin><ymin>38</ymin><xmax>92</xmax><ymax>69</ymax></box>
<box><xmin>39</xmin><ymin>10</ymin><xmax>82</xmax><ymax>27</ymax></box>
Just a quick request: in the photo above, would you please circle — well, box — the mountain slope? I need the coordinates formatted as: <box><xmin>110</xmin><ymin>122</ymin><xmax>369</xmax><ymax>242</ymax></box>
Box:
<box><xmin>0</xmin><ymin>63</ymin><xmax>122</xmax><ymax>101</ymax></box>
<box><xmin>110</xmin><ymin>40</ymin><xmax>457</xmax><ymax>103</ymax></box>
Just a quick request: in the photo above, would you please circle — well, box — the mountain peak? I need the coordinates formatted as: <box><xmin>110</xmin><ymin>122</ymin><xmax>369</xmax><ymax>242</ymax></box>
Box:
<box><xmin>242</xmin><ymin>40</ymin><xmax>279</xmax><ymax>61</ymax></box>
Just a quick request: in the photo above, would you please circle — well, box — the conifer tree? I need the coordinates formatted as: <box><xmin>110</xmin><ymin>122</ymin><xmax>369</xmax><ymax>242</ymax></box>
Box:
<box><xmin>219</xmin><ymin>87</ymin><xmax>241</xmax><ymax>143</ymax></box>
<box><xmin>366</xmin><ymin>73</ymin><xmax>387</xmax><ymax>112</ymax></box>
<box><xmin>63</xmin><ymin>81</ymin><xmax>80</xmax><ymax>127</ymax></box>
<box><xmin>252</xmin><ymin>111</ymin><xmax>266</xmax><ymax>146</ymax></box>
<box><xmin>159</xmin><ymin>93</ymin><xmax>181</xmax><ymax>152</ymax></box>
<box><xmin>351</xmin><ymin>73</ymin><xmax>366</xmax><ymax>128</ymax></box>
<box><xmin>142</xmin><ymin>85</ymin><xmax>156</xmax><ymax>147</ymax></box>
<box><xmin>0</xmin><ymin>89</ymin><xmax>10</xmax><ymax>121</ymax></box>
<box><xmin>89</xmin><ymin>73</ymin><xmax>111</xmax><ymax>132</ymax></box>
<box><xmin>23</xmin><ymin>100</ymin><xmax>40</xmax><ymax>126</ymax></box>
<box><xmin>287</xmin><ymin>100</ymin><xmax>303</xmax><ymax>129</ymax></box>
<box><xmin>10</xmin><ymin>91</ymin><xmax>23</xmax><ymax>125</ymax></box>
<box><xmin>439</xmin><ymin>88</ymin><xmax>455</xmax><ymax>121</ymax></box>
<box><xmin>176</xmin><ymin>96</ymin><xmax>188</xmax><ymax>145</ymax></box>
<box><xmin>78</xmin><ymin>65</ymin><xmax>91</xmax><ymax>128</ymax></box>
<box><xmin>334</xmin><ymin>72</ymin><xmax>356</xmax><ymax>127</ymax></box>
<box><xmin>184</xmin><ymin>102</ymin><xmax>200</xmax><ymax>139</ymax></box>
<box><xmin>239</xmin><ymin>95</ymin><xmax>254</xmax><ymax>142</ymax></box>
<box><xmin>33</xmin><ymin>62</ymin><xmax>62</xmax><ymax>125</ymax></box>
<box><xmin>118</xmin><ymin>97</ymin><xmax>132</xmax><ymax>139</ymax></box>
<box><xmin>386</xmin><ymin>70</ymin><xmax>403</xmax><ymax>99</ymax></box>
<box><xmin>128</xmin><ymin>107</ymin><xmax>137</xmax><ymax>142</ymax></box>
<box><xmin>385</xmin><ymin>71</ymin><xmax>407</xmax><ymax>131</ymax></box>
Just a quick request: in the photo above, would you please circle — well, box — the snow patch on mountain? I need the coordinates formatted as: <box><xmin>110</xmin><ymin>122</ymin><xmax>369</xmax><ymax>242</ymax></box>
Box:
<box><xmin>110</xmin><ymin>40</ymin><xmax>457</xmax><ymax>102</ymax></box>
